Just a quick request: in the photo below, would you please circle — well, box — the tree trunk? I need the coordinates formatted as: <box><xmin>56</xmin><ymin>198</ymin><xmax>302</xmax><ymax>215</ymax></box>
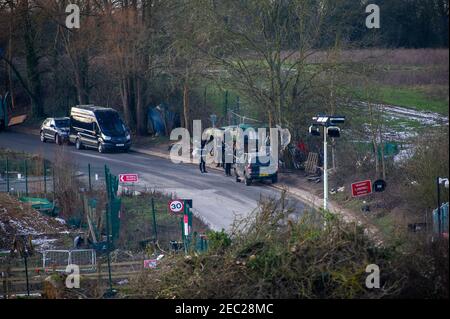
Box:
<box><xmin>135</xmin><ymin>77</ymin><xmax>148</xmax><ymax>135</ymax></box>
<box><xmin>183</xmin><ymin>82</ymin><xmax>190</xmax><ymax>133</ymax></box>
<box><xmin>74</xmin><ymin>53</ymin><xmax>90</xmax><ymax>104</ymax></box>
<box><xmin>7</xmin><ymin>2</ymin><xmax>16</xmax><ymax>109</ymax></box>
<box><xmin>22</xmin><ymin>0</ymin><xmax>44</xmax><ymax>117</ymax></box>
<box><xmin>120</xmin><ymin>77</ymin><xmax>131</xmax><ymax>126</ymax></box>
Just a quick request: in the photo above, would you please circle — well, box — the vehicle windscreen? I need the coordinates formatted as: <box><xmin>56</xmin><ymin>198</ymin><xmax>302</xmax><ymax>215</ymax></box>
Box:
<box><xmin>55</xmin><ymin>119</ymin><xmax>70</xmax><ymax>127</ymax></box>
<box><xmin>96</xmin><ymin>111</ymin><xmax>126</xmax><ymax>136</ymax></box>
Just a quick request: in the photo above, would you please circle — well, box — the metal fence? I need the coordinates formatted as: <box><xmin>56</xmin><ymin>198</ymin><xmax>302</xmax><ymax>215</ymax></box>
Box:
<box><xmin>433</xmin><ymin>202</ymin><xmax>449</xmax><ymax>236</ymax></box>
<box><xmin>0</xmin><ymin>157</ymin><xmax>209</xmax><ymax>255</ymax></box>
<box><xmin>42</xmin><ymin>249</ymin><xmax>96</xmax><ymax>272</ymax></box>
<box><xmin>86</xmin><ymin>164</ymin><xmax>106</xmax><ymax>191</ymax></box>
<box><xmin>0</xmin><ymin>157</ymin><xmax>53</xmax><ymax>195</ymax></box>
<box><xmin>0</xmin><ymin>157</ymin><xmax>107</xmax><ymax>196</ymax></box>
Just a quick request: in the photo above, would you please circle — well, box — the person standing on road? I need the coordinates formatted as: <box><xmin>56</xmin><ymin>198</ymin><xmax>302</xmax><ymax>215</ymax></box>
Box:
<box><xmin>193</xmin><ymin>139</ymin><xmax>207</xmax><ymax>174</ymax></box>
<box><xmin>224</xmin><ymin>140</ymin><xmax>233</xmax><ymax>176</ymax></box>
<box><xmin>221</xmin><ymin>140</ymin><xmax>226</xmax><ymax>170</ymax></box>
<box><xmin>200</xmin><ymin>139</ymin><xmax>208</xmax><ymax>173</ymax></box>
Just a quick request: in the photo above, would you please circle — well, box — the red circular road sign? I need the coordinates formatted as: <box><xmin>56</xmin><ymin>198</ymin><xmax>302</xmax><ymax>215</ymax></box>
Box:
<box><xmin>168</xmin><ymin>200</ymin><xmax>184</xmax><ymax>214</ymax></box>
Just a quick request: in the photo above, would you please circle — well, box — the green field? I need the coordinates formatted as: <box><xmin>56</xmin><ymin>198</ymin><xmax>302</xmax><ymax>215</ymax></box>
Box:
<box><xmin>377</xmin><ymin>86</ymin><xmax>449</xmax><ymax>115</ymax></box>
<box><xmin>352</xmin><ymin>85</ymin><xmax>449</xmax><ymax>115</ymax></box>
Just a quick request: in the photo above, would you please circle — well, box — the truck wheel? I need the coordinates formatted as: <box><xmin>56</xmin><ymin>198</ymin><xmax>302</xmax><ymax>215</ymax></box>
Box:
<box><xmin>75</xmin><ymin>138</ymin><xmax>83</xmax><ymax>150</ymax></box>
<box><xmin>272</xmin><ymin>174</ymin><xmax>278</xmax><ymax>184</ymax></box>
<box><xmin>40</xmin><ymin>131</ymin><xmax>46</xmax><ymax>143</ymax></box>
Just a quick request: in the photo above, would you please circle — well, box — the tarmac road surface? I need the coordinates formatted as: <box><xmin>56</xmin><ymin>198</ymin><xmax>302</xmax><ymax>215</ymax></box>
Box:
<box><xmin>0</xmin><ymin>131</ymin><xmax>306</xmax><ymax>231</ymax></box>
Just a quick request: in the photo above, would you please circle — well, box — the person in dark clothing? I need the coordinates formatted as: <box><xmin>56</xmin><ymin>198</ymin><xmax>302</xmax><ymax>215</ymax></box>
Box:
<box><xmin>221</xmin><ymin>141</ymin><xmax>226</xmax><ymax>169</ymax></box>
<box><xmin>74</xmin><ymin>235</ymin><xmax>85</xmax><ymax>249</ymax></box>
<box><xmin>199</xmin><ymin>140</ymin><xmax>207</xmax><ymax>173</ymax></box>
<box><xmin>224</xmin><ymin>141</ymin><xmax>233</xmax><ymax>176</ymax></box>
<box><xmin>225</xmin><ymin>162</ymin><xmax>231</xmax><ymax>176</ymax></box>
<box><xmin>216</xmin><ymin>140</ymin><xmax>224</xmax><ymax>168</ymax></box>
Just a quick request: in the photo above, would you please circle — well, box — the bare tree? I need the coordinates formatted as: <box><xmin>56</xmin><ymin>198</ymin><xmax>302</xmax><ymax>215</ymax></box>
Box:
<box><xmin>196</xmin><ymin>0</ymin><xmax>350</xmax><ymax>130</ymax></box>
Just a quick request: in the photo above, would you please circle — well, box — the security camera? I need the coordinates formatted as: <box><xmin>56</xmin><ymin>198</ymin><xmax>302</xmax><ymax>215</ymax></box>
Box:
<box><xmin>309</xmin><ymin>125</ymin><xmax>321</xmax><ymax>136</ymax></box>
<box><xmin>327</xmin><ymin>126</ymin><xmax>341</xmax><ymax>138</ymax></box>
<box><xmin>439</xmin><ymin>177</ymin><xmax>449</xmax><ymax>189</ymax></box>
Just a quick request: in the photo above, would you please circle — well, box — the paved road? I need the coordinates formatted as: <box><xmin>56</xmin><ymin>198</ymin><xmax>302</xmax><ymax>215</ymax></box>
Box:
<box><xmin>0</xmin><ymin>131</ymin><xmax>305</xmax><ymax>231</ymax></box>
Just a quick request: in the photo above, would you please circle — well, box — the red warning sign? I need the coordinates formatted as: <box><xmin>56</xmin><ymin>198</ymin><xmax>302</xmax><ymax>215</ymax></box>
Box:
<box><xmin>351</xmin><ymin>180</ymin><xmax>372</xmax><ymax>197</ymax></box>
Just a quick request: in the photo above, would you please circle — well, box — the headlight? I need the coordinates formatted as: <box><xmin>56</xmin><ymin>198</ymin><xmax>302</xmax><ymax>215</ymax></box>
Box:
<box><xmin>102</xmin><ymin>134</ymin><xmax>111</xmax><ymax>141</ymax></box>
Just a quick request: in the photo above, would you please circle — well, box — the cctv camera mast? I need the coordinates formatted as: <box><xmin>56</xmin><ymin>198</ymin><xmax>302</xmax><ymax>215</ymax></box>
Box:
<box><xmin>309</xmin><ymin>115</ymin><xmax>345</xmax><ymax>210</ymax></box>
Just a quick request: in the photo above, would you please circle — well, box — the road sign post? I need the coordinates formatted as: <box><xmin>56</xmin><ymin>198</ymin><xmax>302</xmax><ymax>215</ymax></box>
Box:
<box><xmin>5</xmin><ymin>158</ymin><xmax>9</xmax><ymax>193</ymax></box>
<box><xmin>151</xmin><ymin>197</ymin><xmax>158</xmax><ymax>243</ymax></box>
<box><xmin>24</xmin><ymin>159</ymin><xmax>28</xmax><ymax>196</ymax></box>
<box><xmin>309</xmin><ymin>115</ymin><xmax>345</xmax><ymax>211</ymax></box>
<box><xmin>43</xmin><ymin>160</ymin><xmax>47</xmax><ymax>194</ymax></box>
<box><xmin>182</xmin><ymin>201</ymin><xmax>193</xmax><ymax>253</ymax></box>
<box><xmin>88</xmin><ymin>163</ymin><xmax>92</xmax><ymax>191</ymax></box>
<box><xmin>323</xmin><ymin>127</ymin><xmax>328</xmax><ymax>210</ymax></box>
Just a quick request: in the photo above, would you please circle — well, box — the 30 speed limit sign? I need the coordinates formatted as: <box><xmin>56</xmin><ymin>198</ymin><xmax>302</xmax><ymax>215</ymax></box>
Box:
<box><xmin>168</xmin><ymin>200</ymin><xmax>184</xmax><ymax>214</ymax></box>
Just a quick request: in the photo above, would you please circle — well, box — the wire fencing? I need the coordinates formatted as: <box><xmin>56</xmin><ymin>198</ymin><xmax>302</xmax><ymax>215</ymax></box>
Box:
<box><xmin>0</xmin><ymin>157</ymin><xmax>210</xmax><ymax>254</ymax></box>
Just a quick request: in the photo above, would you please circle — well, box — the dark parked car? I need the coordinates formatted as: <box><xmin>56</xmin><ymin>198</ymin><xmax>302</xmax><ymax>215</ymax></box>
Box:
<box><xmin>40</xmin><ymin>117</ymin><xmax>70</xmax><ymax>145</ymax></box>
<box><xmin>234</xmin><ymin>153</ymin><xmax>278</xmax><ymax>186</ymax></box>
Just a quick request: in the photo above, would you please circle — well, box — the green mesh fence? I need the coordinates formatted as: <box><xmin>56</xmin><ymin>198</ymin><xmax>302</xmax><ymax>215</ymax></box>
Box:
<box><xmin>104</xmin><ymin>166</ymin><xmax>121</xmax><ymax>244</ymax></box>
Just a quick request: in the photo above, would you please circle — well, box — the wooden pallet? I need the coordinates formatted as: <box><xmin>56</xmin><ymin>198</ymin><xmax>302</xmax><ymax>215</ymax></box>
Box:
<box><xmin>304</xmin><ymin>152</ymin><xmax>318</xmax><ymax>175</ymax></box>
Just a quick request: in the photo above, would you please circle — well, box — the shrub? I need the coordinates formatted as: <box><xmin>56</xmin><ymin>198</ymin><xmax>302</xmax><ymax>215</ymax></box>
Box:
<box><xmin>129</xmin><ymin>193</ymin><xmax>449</xmax><ymax>299</ymax></box>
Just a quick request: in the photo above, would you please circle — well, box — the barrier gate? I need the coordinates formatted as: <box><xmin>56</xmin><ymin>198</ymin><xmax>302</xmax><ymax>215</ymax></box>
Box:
<box><xmin>42</xmin><ymin>249</ymin><xmax>96</xmax><ymax>272</ymax></box>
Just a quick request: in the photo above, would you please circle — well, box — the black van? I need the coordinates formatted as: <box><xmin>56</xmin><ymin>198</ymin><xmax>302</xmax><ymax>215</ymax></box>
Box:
<box><xmin>69</xmin><ymin>105</ymin><xmax>131</xmax><ymax>153</ymax></box>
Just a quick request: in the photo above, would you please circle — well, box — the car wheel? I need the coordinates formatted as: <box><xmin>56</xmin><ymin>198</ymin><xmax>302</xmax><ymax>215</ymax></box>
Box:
<box><xmin>40</xmin><ymin>131</ymin><xmax>46</xmax><ymax>143</ymax></box>
<box><xmin>245</xmin><ymin>176</ymin><xmax>252</xmax><ymax>186</ymax></box>
<box><xmin>55</xmin><ymin>134</ymin><xmax>61</xmax><ymax>145</ymax></box>
<box><xmin>75</xmin><ymin>138</ymin><xmax>83</xmax><ymax>150</ymax></box>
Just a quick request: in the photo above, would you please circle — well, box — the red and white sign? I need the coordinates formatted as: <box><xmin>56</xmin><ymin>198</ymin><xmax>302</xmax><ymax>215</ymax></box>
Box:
<box><xmin>143</xmin><ymin>259</ymin><xmax>158</xmax><ymax>269</ymax></box>
<box><xmin>183</xmin><ymin>214</ymin><xmax>190</xmax><ymax>236</ymax></box>
<box><xmin>119</xmin><ymin>174</ymin><xmax>138</xmax><ymax>183</ymax></box>
<box><xmin>351</xmin><ymin>180</ymin><xmax>372</xmax><ymax>197</ymax></box>
<box><xmin>168</xmin><ymin>200</ymin><xmax>184</xmax><ymax>214</ymax></box>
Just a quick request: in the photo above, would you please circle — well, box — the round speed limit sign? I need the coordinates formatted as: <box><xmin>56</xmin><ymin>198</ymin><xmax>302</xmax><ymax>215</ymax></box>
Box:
<box><xmin>168</xmin><ymin>200</ymin><xmax>184</xmax><ymax>214</ymax></box>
